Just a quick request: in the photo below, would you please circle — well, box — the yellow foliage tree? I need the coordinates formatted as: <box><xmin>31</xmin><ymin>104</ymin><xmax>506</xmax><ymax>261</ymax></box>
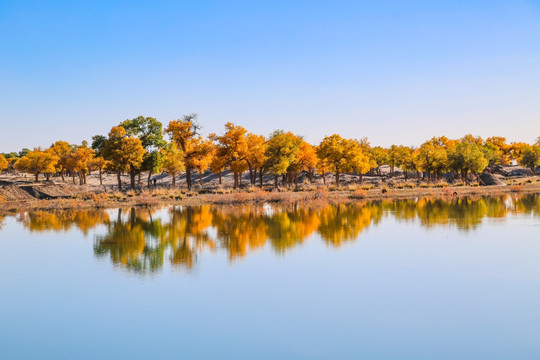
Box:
<box><xmin>48</xmin><ymin>141</ymin><xmax>72</xmax><ymax>181</ymax></box>
<box><xmin>67</xmin><ymin>146</ymin><xmax>95</xmax><ymax>185</ymax></box>
<box><xmin>0</xmin><ymin>154</ymin><xmax>8</xmax><ymax>174</ymax></box>
<box><xmin>165</xmin><ymin>114</ymin><xmax>200</xmax><ymax>189</ymax></box>
<box><xmin>209</xmin><ymin>144</ymin><xmax>227</xmax><ymax>185</ymax></box>
<box><xmin>189</xmin><ymin>137</ymin><xmax>214</xmax><ymax>186</ymax></box>
<box><xmin>317</xmin><ymin>134</ymin><xmax>369</xmax><ymax>186</ymax></box>
<box><xmin>15</xmin><ymin>148</ymin><xmax>58</xmax><ymax>182</ymax></box>
<box><xmin>297</xmin><ymin>141</ymin><xmax>318</xmax><ymax>183</ymax></box>
<box><xmin>211</xmin><ymin>122</ymin><xmax>249</xmax><ymax>188</ymax></box>
<box><xmin>245</xmin><ymin>133</ymin><xmax>267</xmax><ymax>186</ymax></box>
<box><xmin>90</xmin><ymin>156</ymin><xmax>108</xmax><ymax>185</ymax></box>
<box><xmin>160</xmin><ymin>142</ymin><xmax>185</xmax><ymax>186</ymax></box>
<box><xmin>264</xmin><ymin>130</ymin><xmax>303</xmax><ymax>188</ymax></box>
<box><xmin>102</xmin><ymin>126</ymin><xmax>145</xmax><ymax>190</ymax></box>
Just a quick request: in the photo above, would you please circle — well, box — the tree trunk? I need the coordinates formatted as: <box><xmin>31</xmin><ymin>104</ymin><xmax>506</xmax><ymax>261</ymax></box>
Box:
<box><xmin>335</xmin><ymin>171</ymin><xmax>340</xmax><ymax>186</ymax></box>
<box><xmin>199</xmin><ymin>171</ymin><xmax>203</xmax><ymax>186</ymax></box>
<box><xmin>117</xmin><ymin>171</ymin><xmax>122</xmax><ymax>190</ymax></box>
<box><xmin>35</xmin><ymin>173</ymin><xmax>39</xmax><ymax>182</ymax></box>
<box><xmin>61</xmin><ymin>171</ymin><xmax>65</xmax><ymax>181</ymax></box>
<box><xmin>130</xmin><ymin>168</ymin><xmax>136</xmax><ymax>189</ymax></box>
<box><xmin>172</xmin><ymin>171</ymin><xmax>176</xmax><ymax>186</ymax></box>
<box><xmin>322</xmin><ymin>172</ymin><xmax>326</xmax><ymax>186</ymax></box>
<box><xmin>46</xmin><ymin>173</ymin><xmax>50</xmax><ymax>181</ymax></box>
<box><xmin>234</xmin><ymin>172</ymin><xmax>238</xmax><ymax>189</ymax></box>
<box><xmin>274</xmin><ymin>175</ymin><xmax>278</xmax><ymax>189</ymax></box>
<box><xmin>248</xmin><ymin>166</ymin><xmax>254</xmax><ymax>185</ymax></box>
<box><xmin>259</xmin><ymin>168</ymin><xmax>264</xmax><ymax>187</ymax></box>
<box><xmin>147</xmin><ymin>171</ymin><xmax>152</xmax><ymax>186</ymax></box>
<box><xmin>218</xmin><ymin>172</ymin><xmax>222</xmax><ymax>185</ymax></box>
<box><xmin>186</xmin><ymin>166</ymin><xmax>192</xmax><ymax>190</ymax></box>
<box><xmin>99</xmin><ymin>169</ymin><xmax>103</xmax><ymax>185</ymax></box>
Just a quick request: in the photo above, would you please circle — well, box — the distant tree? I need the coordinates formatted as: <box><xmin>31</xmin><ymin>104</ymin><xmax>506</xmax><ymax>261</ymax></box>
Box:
<box><xmin>15</xmin><ymin>148</ymin><xmax>58</xmax><ymax>182</ymax></box>
<box><xmin>448</xmin><ymin>138</ymin><xmax>489</xmax><ymax>183</ymax></box>
<box><xmin>165</xmin><ymin>114</ymin><xmax>200</xmax><ymax>189</ymax></box>
<box><xmin>119</xmin><ymin>116</ymin><xmax>166</xmax><ymax>185</ymax></box>
<box><xmin>189</xmin><ymin>137</ymin><xmax>214</xmax><ymax>186</ymax></box>
<box><xmin>369</xmin><ymin>146</ymin><xmax>388</xmax><ymax>175</ymax></box>
<box><xmin>90</xmin><ymin>156</ymin><xmax>108</xmax><ymax>185</ymax></box>
<box><xmin>316</xmin><ymin>134</ymin><xmax>369</xmax><ymax>186</ymax></box>
<box><xmin>519</xmin><ymin>145</ymin><xmax>540</xmax><ymax>174</ymax></box>
<box><xmin>48</xmin><ymin>141</ymin><xmax>72</xmax><ymax>181</ymax></box>
<box><xmin>265</xmin><ymin>130</ymin><xmax>302</xmax><ymax>188</ymax></box>
<box><xmin>2</xmin><ymin>152</ymin><xmax>18</xmax><ymax>159</ymax></box>
<box><xmin>211</xmin><ymin>123</ymin><xmax>250</xmax><ymax>188</ymax></box>
<box><xmin>297</xmin><ymin>141</ymin><xmax>318</xmax><ymax>184</ymax></box>
<box><xmin>141</xmin><ymin>151</ymin><xmax>163</xmax><ymax>185</ymax></box>
<box><xmin>91</xmin><ymin>135</ymin><xmax>107</xmax><ymax>156</ymax></box>
<box><xmin>416</xmin><ymin>139</ymin><xmax>448</xmax><ymax>181</ymax></box>
<box><xmin>484</xmin><ymin>137</ymin><xmax>509</xmax><ymax>165</ymax></box>
<box><xmin>481</xmin><ymin>143</ymin><xmax>502</xmax><ymax>168</ymax></box>
<box><xmin>508</xmin><ymin>142</ymin><xmax>528</xmax><ymax>163</ymax></box>
<box><xmin>209</xmin><ymin>142</ymin><xmax>227</xmax><ymax>185</ymax></box>
<box><xmin>387</xmin><ymin>145</ymin><xmax>411</xmax><ymax>177</ymax></box>
<box><xmin>0</xmin><ymin>154</ymin><xmax>8</xmax><ymax>174</ymax></box>
<box><xmin>66</xmin><ymin>145</ymin><xmax>95</xmax><ymax>185</ymax></box>
<box><xmin>245</xmin><ymin>133</ymin><xmax>267</xmax><ymax>186</ymax></box>
<box><xmin>102</xmin><ymin>126</ymin><xmax>145</xmax><ymax>190</ymax></box>
<box><xmin>160</xmin><ymin>142</ymin><xmax>185</xmax><ymax>186</ymax></box>
<box><xmin>316</xmin><ymin>157</ymin><xmax>331</xmax><ymax>186</ymax></box>
<box><xmin>401</xmin><ymin>148</ymin><xmax>421</xmax><ymax>179</ymax></box>
<box><xmin>19</xmin><ymin>148</ymin><xmax>31</xmax><ymax>158</ymax></box>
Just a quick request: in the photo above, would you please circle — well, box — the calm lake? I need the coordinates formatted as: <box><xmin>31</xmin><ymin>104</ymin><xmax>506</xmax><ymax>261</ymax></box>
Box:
<box><xmin>1</xmin><ymin>194</ymin><xmax>540</xmax><ymax>359</ymax></box>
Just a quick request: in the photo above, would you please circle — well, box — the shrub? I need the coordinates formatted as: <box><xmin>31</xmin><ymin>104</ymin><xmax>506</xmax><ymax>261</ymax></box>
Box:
<box><xmin>510</xmin><ymin>185</ymin><xmax>523</xmax><ymax>193</ymax></box>
<box><xmin>350</xmin><ymin>189</ymin><xmax>367</xmax><ymax>199</ymax></box>
<box><xmin>91</xmin><ymin>193</ymin><xmax>108</xmax><ymax>208</ymax></box>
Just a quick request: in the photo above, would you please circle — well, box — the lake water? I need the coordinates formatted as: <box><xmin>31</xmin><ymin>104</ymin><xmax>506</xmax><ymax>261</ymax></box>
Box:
<box><xmin>1</xmin><ymin>194</ymin><xmax>540</xmax><ymax>359</ymax></box>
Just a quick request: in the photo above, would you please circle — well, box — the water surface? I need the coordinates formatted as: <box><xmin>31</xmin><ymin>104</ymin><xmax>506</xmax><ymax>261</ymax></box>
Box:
<box><xmin>1</xmin><ymin>195</ymin><xmax>540</xmax><ymax>359</ymax></box>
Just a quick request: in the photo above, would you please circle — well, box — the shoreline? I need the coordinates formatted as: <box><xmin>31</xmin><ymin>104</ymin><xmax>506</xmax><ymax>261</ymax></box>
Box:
<box><xmin>1</xmin><ymin>182</ymin><xmax>539</xmax><ymax>215</ymax></box>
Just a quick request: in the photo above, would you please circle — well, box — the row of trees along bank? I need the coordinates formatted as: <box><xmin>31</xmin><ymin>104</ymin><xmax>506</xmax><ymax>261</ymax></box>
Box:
<box><xmin>1</xmin><ymin>115</ymin><xmax>540</xmax><ymax>190</ymax></box>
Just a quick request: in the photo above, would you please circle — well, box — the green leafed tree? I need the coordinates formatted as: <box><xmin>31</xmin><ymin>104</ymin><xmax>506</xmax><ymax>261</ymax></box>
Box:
<box><xmin>519</xmin><ymin>145</ymin><xmax>540</xmax><ymax>174</ymax></box>
<box><xmin>119</xmin><ymin>116</ymin><xmax>167</xmax><ymax>185</ymax></box>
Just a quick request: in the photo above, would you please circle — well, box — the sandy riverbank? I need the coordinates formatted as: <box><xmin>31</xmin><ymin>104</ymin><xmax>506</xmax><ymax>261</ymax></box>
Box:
<box><xmin>1</xmin><ymin>179</ymin><xmax>539</xmax><ymax>214</ymax></box>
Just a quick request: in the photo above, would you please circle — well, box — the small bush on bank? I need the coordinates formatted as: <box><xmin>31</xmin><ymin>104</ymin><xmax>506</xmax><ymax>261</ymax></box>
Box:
<box><xmin>350</xmin><ymin>189</ymin><xmax>367</xmax><ymax>199</ymax></box>
<box><xmin>510</xmin><ymin>185</ymin><xmax>523</xmax><ymax>193</ymax></box>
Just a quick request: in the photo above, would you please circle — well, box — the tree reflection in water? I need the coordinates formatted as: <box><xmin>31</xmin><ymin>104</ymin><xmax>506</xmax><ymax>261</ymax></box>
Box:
<box><xmin>14</xmin><ymin>194</ymin><xmax>540</xmax><ymax>275</ymax></box>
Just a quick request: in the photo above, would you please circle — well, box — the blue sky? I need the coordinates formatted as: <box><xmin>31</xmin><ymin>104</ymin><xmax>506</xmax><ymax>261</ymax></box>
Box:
<box><xmin>1</xmin><ymin>0</ymin><xmax>539</xmax><ymax>152</ymax></box>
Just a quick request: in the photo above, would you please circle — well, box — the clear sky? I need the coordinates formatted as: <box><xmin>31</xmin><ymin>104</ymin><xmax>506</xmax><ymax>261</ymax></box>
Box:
<box><xmin>1</xmin><ymin>0</ymin><xmax>539</xmax><ymax>152</ymax></box>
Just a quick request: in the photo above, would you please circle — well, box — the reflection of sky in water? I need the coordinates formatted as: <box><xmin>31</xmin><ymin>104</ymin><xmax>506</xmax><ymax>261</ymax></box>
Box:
<box><xmin>0</xmin><ymin>194</ymin><xmax>539</xmax><ymax>359</ymax></box>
